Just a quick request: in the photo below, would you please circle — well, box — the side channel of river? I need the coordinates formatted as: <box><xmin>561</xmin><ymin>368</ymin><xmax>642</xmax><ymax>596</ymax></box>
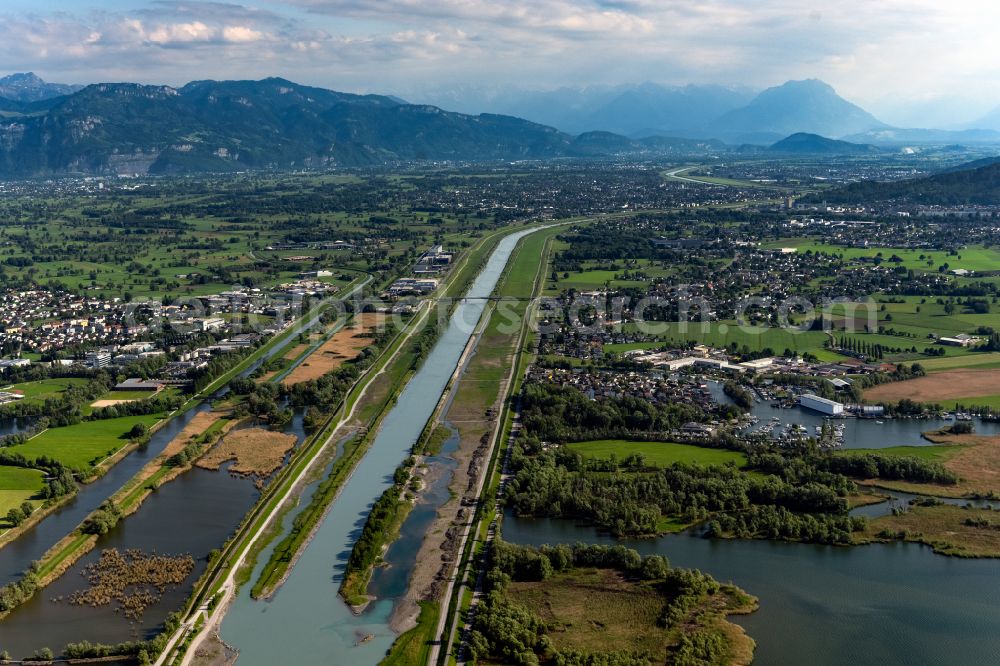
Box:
<box><xmin>217</xmin><ymin>227</ymin><xmax>543</xmax><ymax>665</ymax></box>
<box><xmin>0</xmin><ymin>307</ymin><xmax>340</xmax><ymax>656</ymax></box>
<box><xmin>0</xmin><ymin>307</ymin><xmax>333</xmax><ymax>587</ymax></box>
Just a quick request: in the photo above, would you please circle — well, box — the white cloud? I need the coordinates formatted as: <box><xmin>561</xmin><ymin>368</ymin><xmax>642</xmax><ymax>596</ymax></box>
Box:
<box><xmin>223</xmin><ymin>25</ymin><xmax>265</xmax><ymax>42</ymax></box>
<box><xmin>145</xmin><ymin>21</ymin><xmax>215</xmax><ymax>44</ymax></box>
<box><xmin>0</xmin><ymin>0</ymin><xmax>998</xmax><ymax>123</ymax></box>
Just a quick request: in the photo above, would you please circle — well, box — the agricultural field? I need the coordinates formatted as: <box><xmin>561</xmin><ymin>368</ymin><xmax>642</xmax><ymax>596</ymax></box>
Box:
<box><xmin>0</xmin><ymin>466</ymin><xmax>46</xmax><ymax>521</ymax></box>
<box><xmin>920</xmin><ymin>352</ymin><xmax>1000</xmax><ymax>372</ymax></box>
<box><xmin>6</xmin><ymin>413</ymin><xmax>164</xmax><ymax>471</ymax></box>
<box><xmin>0</xmin><ymin>172</ymin><xmax>491</xmax><ymax>301</ymax></box>
<box><xmin>763</xmin><ymin>240</ymin><xmax>1000</xmax><ymax>273</ymax></box>
<box><xmin>620</xmin><ymin>321</ymin><xmax>829</xmax><ymax>354</ymax></box>
<box><xmin>544</xmin><ymin>257</ymin><xmax>676</xmax><ymax>295</ymax></box>
<box><xmin>566</xmin><ymin>440</ymin><xmax>747</xmax><ymax>468</ymax></box>
<box><xmin>865</xmin><ymin>369</ymin><xmax>1000</xmax><ymax>407</ymax></box>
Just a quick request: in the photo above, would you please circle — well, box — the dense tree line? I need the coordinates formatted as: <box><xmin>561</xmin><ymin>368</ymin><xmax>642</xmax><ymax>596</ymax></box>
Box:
<box><xmin>817</xmin><ymin>452</ymin><xmax>958</xmax><ymax>484</ymax></box>
<box><xmin>520</xmin><ymin>383</ymin><xmax>706</xmax><ymax>443</ymax></box>
<box><xmin>505</xmin><ymin>435</ymin><xmax>860</xmax><ymax>541</ymax></box>
<box><xmin>189</xmin><ymin>349</ymin><xmax>254</xmax><ymax>393</ymax></box>
<box><xmin>722</xmin><ymin>381</ymin><xmax>754</xmax><ymax>410</ymax></box>
<box><xmin>88</xmin><ymin>392</ymin><xmax>184</xmax><ymax>420</ymax></box>
<box><xmin>341</xmin><ymin>456</ymin><xmax>415</xmax><ymax>599</ymax></box>
<box><xmin>0</xmin><ymin>564</ymin><xmax>38</xmax><ymax>613</ymax></box>
<box><xmin>166</xmin><ymin>442</ymin><xmax>203</xmax><ymax>468</ymax></box>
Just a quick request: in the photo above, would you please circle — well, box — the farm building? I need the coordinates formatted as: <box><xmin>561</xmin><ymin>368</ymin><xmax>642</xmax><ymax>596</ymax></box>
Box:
<box><xmin>937</xmin><ymin>334</ymin><xmax>977</xmax><ymax>347</ymax></box>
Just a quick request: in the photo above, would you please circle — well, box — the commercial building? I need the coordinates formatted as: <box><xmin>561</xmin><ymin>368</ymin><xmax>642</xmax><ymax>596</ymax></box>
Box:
<box><xmin>196</xmin><ymin>318</ymin><xmax>226</xmax><ymax>332</ymax></box>
<box><xmin>0</xmin><ymin>358</ymin><xmax>30</xmax><ymax>373</ymax></box>
<box><xmin>85</xmin><ymin>351</ymin><xmax>112</xmax><ymax>369</ymax></box>
<box><xmin>388</xmin><ymin>278</ymin><xmax>439</xmax><ymax>295</ymax></box>
<box><xmin>738</xmin><ymin>357</ymin><xmax>775</xmax><ymax>371</ymax></box>
<box><xmin>799</xmin><ymin>393</ymin><xmax>844</xmax><ymax>415</ymax></box>
<box><xmin>114</xmin><ymin>378</ymin><xmax>163</xmax><ymax>392</ymax></box>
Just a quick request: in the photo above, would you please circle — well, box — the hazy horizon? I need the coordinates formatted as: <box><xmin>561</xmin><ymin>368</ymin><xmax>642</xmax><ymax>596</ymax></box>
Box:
<box><xmin>2</xmin><ymin>1</ymin><xmax>999</xmax><ymax>127</ymax></box>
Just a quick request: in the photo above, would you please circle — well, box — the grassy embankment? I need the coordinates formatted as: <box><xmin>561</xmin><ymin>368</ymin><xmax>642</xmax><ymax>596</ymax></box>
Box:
<box><xmin>379</xmin><ymin>226</ymin><xmax>563</xmax><ymax>663</ymax></box>
<box><xmin>380</xmin><ymin>601</ymin><xmax>441</xmax><ymax>666</ymax></box>
<box><xmin>154</xmin><ymin>306</ymin><xmax>426</xmax><ymax>666</ymax></box>
<box><xmin>250</xmin><ymin>313</ymin><xmax>427</xmax><ymax>600</ymax></box>
<box><xmin>431</xmin><ymin>228</ymin><xmax>562</xmax><ymax>665</ymax></box>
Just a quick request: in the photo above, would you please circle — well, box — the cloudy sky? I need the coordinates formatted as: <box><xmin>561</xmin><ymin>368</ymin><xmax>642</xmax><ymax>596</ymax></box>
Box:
<box><xmin>2</xmin><ymin>0</ymin><xmax>1000</xmax><ymax>125</ymax></box>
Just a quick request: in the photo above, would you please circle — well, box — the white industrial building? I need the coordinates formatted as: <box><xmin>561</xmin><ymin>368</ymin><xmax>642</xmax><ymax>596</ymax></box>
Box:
<box><xmin>799</xmin><ymin>393</ymin><xmax>844</xmax><ymax>415</ymax></box>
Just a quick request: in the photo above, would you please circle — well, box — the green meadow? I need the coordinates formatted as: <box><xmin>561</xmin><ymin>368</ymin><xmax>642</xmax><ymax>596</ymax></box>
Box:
<box><xmin>763</xmin><ymin>240</ymin><xmax>1000</xmax><ymax>273</ymax></box>
<box><xmin>0</xmin><ymin>467</ymin><xmax>46</xmax><ymax>522</ymax></box>
<box><xmin>566</xmin><ymin>440</ymin><xmax>747</xmax><ymax>468</ymax></box>
<box><xmin>7</xmin><ymin>413</ymin><xmax>164</xmax><ymax>471</ymax></box>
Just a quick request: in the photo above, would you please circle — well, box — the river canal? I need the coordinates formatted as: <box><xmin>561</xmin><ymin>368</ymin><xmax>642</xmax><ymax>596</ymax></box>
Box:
<box><xmin>217</xmin><ymin>227</ymin><xmax>543</xmax><ymax>664</ymax></box>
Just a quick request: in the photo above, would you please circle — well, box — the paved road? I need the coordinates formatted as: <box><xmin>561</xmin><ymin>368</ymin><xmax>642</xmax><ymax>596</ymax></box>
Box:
<box><xmin>664</xmin><ymin>166</ymin><xmax>715</xmax><ymax>185</ymax></box>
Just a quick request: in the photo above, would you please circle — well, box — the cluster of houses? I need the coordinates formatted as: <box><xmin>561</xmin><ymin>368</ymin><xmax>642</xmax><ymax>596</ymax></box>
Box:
<box><xmin>528</xmin><ymin>364</ymin><xmax>721</xmax><ymax>413</ymax></box>
<box><xmin>0</xmin><ymin>290</ymin><xmax>153</xmax><ymax>354</ymax></box>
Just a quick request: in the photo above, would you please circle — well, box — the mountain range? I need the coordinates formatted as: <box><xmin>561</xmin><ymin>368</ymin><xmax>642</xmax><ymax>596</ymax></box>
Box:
<box><xmin>0</xmin><ymin>73</ymin><xmax>999</xmax><ymax>177</ymax></box>
<box><xmin>0</xmin><ymin>73</ymin><xmax>82</xmax><ymax>103</ymax></box>
<box><xmin>413</xmin><ymin>82</ymin><xmax>757</xmax><ymax>137</ymax></box>
<box><xmin>0</xmin><ymin>78</ymin><xmax>573</xmax><ymax>176</ymax></box>
<box><xmin>414</xmin><ymin>79</ymin><xmax>890</xmax><ymax>142</ymax></box>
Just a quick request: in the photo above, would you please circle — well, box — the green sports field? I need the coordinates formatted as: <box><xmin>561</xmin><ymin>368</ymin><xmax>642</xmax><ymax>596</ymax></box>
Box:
<box><xmin>1</xmin><ymin>378</ymin><xmax>90</xmax><ymax>405</ymax></box>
